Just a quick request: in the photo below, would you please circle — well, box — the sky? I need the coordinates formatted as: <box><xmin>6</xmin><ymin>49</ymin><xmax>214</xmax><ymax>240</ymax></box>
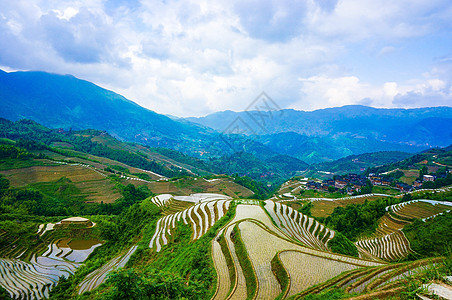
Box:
<box><xmin>1</xmin><ymin>0</ymin><xmax>452</xmax><ymax>117</ymax></box>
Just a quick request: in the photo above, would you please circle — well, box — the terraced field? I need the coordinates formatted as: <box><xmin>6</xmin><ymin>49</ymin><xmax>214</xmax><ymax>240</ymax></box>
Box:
<box><xmin>296</xmin><ymin>257</ymin><xmax>443</xmax><ymax>298</ymax></box>
<box><xmin>42</xmin><ymin>239</ymin><xmax>103</xmax><ymax>263</ymax></box>
<box><xmin>373</xmin><ymin>214</ymin><xmax>410</xmax><ymax>237</ymax></box>
<box><xmin>141</xmin><ymin>177</ymin><xmax>253</xmax><ymax>198</ymax></box>
<box><xmin>264</xmin><ymin>201</ymin><xmax>335</xmax><ymax>251</ymax></box>
<box><xmin>210</xmin><ymin>203</ymin><xmax>383</xmax><ymax>299</ymax></box>
<box><xmin>0</xmin><ymin>255</ymin><xmax>79</xmax><ymax>299</ymax></box>
<box><xmin>150</xmin><ymin>193</ymin><xmax>231</xmax><ymax>207</ymax></box>
<box><xmin>356</xmin><ymin>231</ymin><xmax>412</xmax><ymax>261</ymax></box>
<box><xmin>355</xmin><ymin>199</ymin><xmax>452</xmax><ymax>262</ymax></box>
<box><xmin>0</xmin><ymin>163</ymin><xmax>121</xmax><ymax>203</ymax></box>
<box><xmin>389</xmin><ymin>199</ymin><xmax>452</xmax><ymax>220</ymax></box>
<box><xmin>78</xmin><ymin>245</ymin><xmax>138</xmax><ymax>295</ymax></box>
<box><xmin>149</xmin><ymin>198</ymin><xmax>231</xmax><ymax>252</ymax></box>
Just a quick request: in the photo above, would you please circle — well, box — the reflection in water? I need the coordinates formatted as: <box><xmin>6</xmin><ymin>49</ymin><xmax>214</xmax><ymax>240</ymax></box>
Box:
<box><xmin>68</xmin><ymin>239</ymin><xmax>102</xmax><ymax>250</ymax></box>
<box><xmin>64</xmin><ymin>239</ymin><xmax>103</xmax><ymax>263</ymax></box>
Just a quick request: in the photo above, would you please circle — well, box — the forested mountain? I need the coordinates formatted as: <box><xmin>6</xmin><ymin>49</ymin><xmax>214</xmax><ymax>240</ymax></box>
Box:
<box><xmin>187</xmin><ymin>105</ymin><xmax>452</xmax><ymax>147</ymax></box>
<box><xmin>310</xmin><ymin>151</ymin><xmax>413</xmax><ymax>174</ymax></box>
<box><xmin>187</xmin><ymin>106</ymin><xmax>452</xmax><ymax>162</ymax></box>
<box><xmin>2</xmin><ymin>69</ymin><xmax>451</xmax><ymax>166</ymax></box>
<box><xmin>0</xmin><ymin>69</ymin><xmax>211</xmax><ymax>151</ymax></box>
<box><xmin>0</xmin><ymin>118</ymin><xmax>307</xmax><ymax>185</ymax></box>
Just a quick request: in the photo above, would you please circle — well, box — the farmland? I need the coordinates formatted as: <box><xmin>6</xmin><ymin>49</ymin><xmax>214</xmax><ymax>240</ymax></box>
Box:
<box><xmin>354</xmin><ymin>199</ymin><xmax>452</xmax><ymax>261</ymax></box>
<box><xmin>1</xmin><ymin>122</ymin><xmax>452</xmax><ymax>299</ymax></box>
<box><xmin>0</xmin><ymin>215</ymin><xmax>103</xmax><ymax>299</ymax></box>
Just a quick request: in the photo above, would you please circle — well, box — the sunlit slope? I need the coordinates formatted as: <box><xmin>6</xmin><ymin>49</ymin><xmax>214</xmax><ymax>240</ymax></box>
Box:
<box><xmin>356</xmin><ymin>199</ymin><xmax>452</xmax><ymax>261</ymax></box>
<box><xmin>146</xmin><ymin>197</ymin><xmax>383</xmax><ymax>299</ymax></box>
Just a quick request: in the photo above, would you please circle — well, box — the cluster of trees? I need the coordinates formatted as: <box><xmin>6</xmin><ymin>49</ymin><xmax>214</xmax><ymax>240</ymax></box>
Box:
<box><xmin>0</xmin><ymin>171</ymin><xmax>151</xmax><ymax>217</ymax></box>
<box><xmin>0</xmin><ymin>144</ymin><xmax>34</xmax><ymax>160</ymax></box>
<box><xmin>327</xmin><ymin>232</ymin><xmax>358</xmax><ymax>257</ymax></box>
<box><xmin>232</xmin><ymin>174</ymin><xmax>274</xmax><ymax>200</ymax></box>
<box><xmin>0</xmin><ymin>118</ymin><xmax>187</xmax><ymax>179</ymax></box>
<box><xmin>422</xmin><ymin>171</ymin><xmax>452</xmax><ymax>189</ymax></box>
<box><xmin>404</xmin><ymin>211</ymin><xmax>452</xmax><ymax>258</ymax></box>
<box><xmin>324</xmin><ymin>197</ymin><xmax>402</xmax><ymax>241</ymax></box>
<box><xmin>102</xmin><ymin>268</ymin><xmax>204</xmax><ymax>299</ymax></box>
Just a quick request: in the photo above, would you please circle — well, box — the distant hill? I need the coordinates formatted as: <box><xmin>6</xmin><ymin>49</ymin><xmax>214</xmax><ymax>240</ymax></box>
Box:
<box><xmin>0</xmin><ymin>69</ymin><xmax>211</xmax><ymax>150</ymax></box>
<box><xmin>366</xmin><ymin>144</ymin><xmax>452</xmax><ymax>175</ymax></box>
<box><xmin>0</xmin><ymin>118</ymin><xmax>308</xmax><ymax>184</ymax></box>
<box><xmin>187</xmin><ymin>106</ymin><xmax>452</xmax><ymax>163</ymax></box>
<box><xmin>2</xmin><ymin>69</ymin><xmax>452</xmax><ymax>165</ymax></box>
<box><xmin>188</xmin><ymin>106</ymin><xmax>452</xmax><ymax>146</ymax></box>
<box><xmin>310</xmin><ymin>151</ymin><xmax>413</xmax><ymax>174</ymax></box>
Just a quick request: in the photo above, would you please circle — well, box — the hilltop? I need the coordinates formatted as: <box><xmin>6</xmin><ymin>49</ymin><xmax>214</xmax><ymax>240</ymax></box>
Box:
<box><xmin>2</xmin><ymin>70</ymin><xmax>452</xmax><ymax>165</ymax></box>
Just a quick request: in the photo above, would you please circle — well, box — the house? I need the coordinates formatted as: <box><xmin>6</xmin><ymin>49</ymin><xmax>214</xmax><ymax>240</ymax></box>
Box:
<box><xmin>413</xmin><ymin>180</ymin><xmax>423</xmax><ymax>188</ymax></box>
<box><xmin>381</xmin><ymin>178</ymin><xmax>393</xmax><ymax>186</ymax></box>
<box><xmin>423</xmin><ymin>175</ymin><xmax>435</xmax><ymax>182</ymax></box>
<box><xmin>335</xmin><ymin>179</ymin><xmax>347</xmax><ymax>189</ymax></box>
<box><xmin>396</xmin><ymin>183</ymin><xmax>413</xmax><ymax>192</ymax></box>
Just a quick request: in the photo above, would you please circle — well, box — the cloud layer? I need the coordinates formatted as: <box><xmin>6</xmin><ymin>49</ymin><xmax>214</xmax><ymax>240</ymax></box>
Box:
<box><xmin>1</xmin><ymin>0</ymin><xmax>452</xmax><ymax>116</ymax></box>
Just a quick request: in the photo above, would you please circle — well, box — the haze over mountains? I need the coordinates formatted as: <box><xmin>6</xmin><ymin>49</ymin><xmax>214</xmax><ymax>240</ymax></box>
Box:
<box><xmin>1</xmin><ymin>69</ymin><xmax>452</xmax><ymax>165</ymax></box>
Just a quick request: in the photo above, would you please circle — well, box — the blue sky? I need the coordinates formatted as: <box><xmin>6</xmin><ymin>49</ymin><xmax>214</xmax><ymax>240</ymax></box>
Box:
<box><xmin>0</xmin><ymin>0</ymin><xmax>452</xmax><ymax>117</ymax></box>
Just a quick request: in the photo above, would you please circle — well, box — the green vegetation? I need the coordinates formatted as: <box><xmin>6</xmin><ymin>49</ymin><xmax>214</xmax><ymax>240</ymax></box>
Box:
<box><xmin>327</xmin><ymin>232</ymin><xmax>358</xmax><ymax>257</ymax></box>
<box><xmin>0</xmin><ymin>144</ymin><xmax>34</xmax><ymax>160</ymax></box>
<box><xmin>0</xmin><ymin>119</ymin><xmax>189</xmax><ymax>178</ymax></box>
<box><xmin>89</xmin><ymin>203</ymin><xmax>239</xmax><ymax>300</ymax></box>
<box><xmin>0</xmin><ymin>286</ymin><xmax>12</xmax><ymax>300</ymax></box>
<box><xmin>271</xmin><ymin>253</ymin><xmax>289</xmax><ymax>299</ymax></box>
<box><xmin>312</xmin><ymin>151</ymin><xmax>411</xmax><ymax>174</ymax></box>
<box><xmin>298</xmin><ymin>201</ymin><xmax>313</xmax><ymax>216</ymax></box>
<box><xmin>102</xmin><ymin>268</ymin><xmax>204</xmax><ymax>299</ymax></box>
<box><xmin>403</xmin><ymin>211</ymin><xmax>452</xmax><ymax>258</ymax></box>
<box><xmin>0</xmin><ymin>171</ymin><xmax>151</xmax><ymax>216</ymax></box>
<box><xmin>422</xmin><ymin>172</ymin><xmax>452</xmax><ymax>189</ymax></box>
<box><xmin>232</xmin><ymin>224</ymin><xmax>257</xmax><ymax>299</ymax></box>
<box><xmin>233</xmin><ymin>174</ymin><xmax>274</xmax><ymax>199</ymax></box>
<box><xmin>302</xmin><ymin>288</ymin><xmax>349</xmax><ymax>300</ymax></box>
<box><xmin>325</xmin><ymin>198</ymin><xmax>402</xmax><ymax>241</ymax></box>
<box><xmin>0</xmin><ymin>118</ymin><xmax>309</xmax><ymax>184</ymax></box>
<box><xmin>218</xmin><ymin>233</ymin><xmax>236</xmax><ymax>294</ymax></box>
<box><xmin>48</xmin><ymin>200</ymin><xmax>161</xmax><ymax>299</ymax></box>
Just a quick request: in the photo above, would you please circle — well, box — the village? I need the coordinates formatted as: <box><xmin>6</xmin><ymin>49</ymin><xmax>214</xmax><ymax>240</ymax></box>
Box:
<box><xmin>303</xmin><ymin>171</ymin><xmax>444</xmax><ymax>195</ymax></box>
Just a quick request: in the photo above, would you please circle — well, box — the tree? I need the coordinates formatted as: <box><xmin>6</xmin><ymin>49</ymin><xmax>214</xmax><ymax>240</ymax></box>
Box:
<box><xmin>418</xmin><ymin>166</ymin><xmax>428</xmax><ymax>180</ymax></box>
<box><xmin>0</xmin><ymin>175</ymin><xmax>9</xmax><ymax>195</ymax></box>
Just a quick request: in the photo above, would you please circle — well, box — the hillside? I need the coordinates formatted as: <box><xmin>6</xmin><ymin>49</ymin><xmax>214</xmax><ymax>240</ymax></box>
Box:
<box><xmin>187</xmin><ymin>106</ymin><xmax>452</xmax><ymax>163</ymax></box>
<box><xmin>0</xmin><ymin>118</ymin><xmax>309</xmax><ymax>185</ymax></box>
<box><xmin>3</xmin><ymin>70</ymin><xmax>452</xmax><ymax>165</ymax></box>
<box><xmin>1</xmin><ymin>135</ymin><xmax>452</xmax><ymax>299</ymax></box>
<box><xmin>366</xmin><ymin>145</ymin><xmax>452</xmax><ymax>175</ymax></box>
<box><xmin>309</xmin><ymin>151</ymin><xmax>413</xmax><ymax>175</ymax></box>
<box><xmin>187</xmin><ymin>106</ymin><xmax>452</xmax><ymax>147</ymax></box>
<box><xmin>0</xmin><ymin>70</ymin><xmax>212</xmax><ymax>151</ymax></box>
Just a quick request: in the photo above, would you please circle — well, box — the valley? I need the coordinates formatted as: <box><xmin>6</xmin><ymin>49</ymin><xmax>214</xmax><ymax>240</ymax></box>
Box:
<box><xmin>0</xmin><ymin>71</ymin><xmax>452</xmax><ymax>299</ymax></box>
<box><xmin>1</xmin><ymin>131</ymin><xmax>452</xmax><ymax>299</ymax></box>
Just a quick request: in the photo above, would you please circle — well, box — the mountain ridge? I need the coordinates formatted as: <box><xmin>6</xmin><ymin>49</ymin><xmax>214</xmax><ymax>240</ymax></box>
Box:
<box><xmin>2</xmin><ymin>69</ymin><xmax>452</xmax><ymax>165</ymax></box>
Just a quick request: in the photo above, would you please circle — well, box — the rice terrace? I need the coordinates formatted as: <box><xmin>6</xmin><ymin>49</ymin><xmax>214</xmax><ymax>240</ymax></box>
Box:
<box><xmin>1</xmin><ymin>114</ymin><xmax>452</xmax><ymax>299</ymax></box>
<box><xmin>2</xmin><ymin>7</ymin><xmax>452</xmax><ymax>297</ymax></box>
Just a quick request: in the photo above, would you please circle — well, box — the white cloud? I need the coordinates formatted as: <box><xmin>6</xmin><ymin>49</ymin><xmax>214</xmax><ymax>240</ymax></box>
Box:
<box><xmin>294</xmin><ymin>75</ymin><xmax>452</xmax><ymax>111</ymax></box>
<box><xmin>0</xmin><ymin>0</ymin><xmax>452</xmax><ymax>116</ymax></box>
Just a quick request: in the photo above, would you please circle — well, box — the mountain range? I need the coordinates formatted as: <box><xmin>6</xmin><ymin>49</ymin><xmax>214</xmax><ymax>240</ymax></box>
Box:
<box><xmin>1</xmin><ymin>69</ymin><xmax>452</xmax><ymax>166</ymax></box>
